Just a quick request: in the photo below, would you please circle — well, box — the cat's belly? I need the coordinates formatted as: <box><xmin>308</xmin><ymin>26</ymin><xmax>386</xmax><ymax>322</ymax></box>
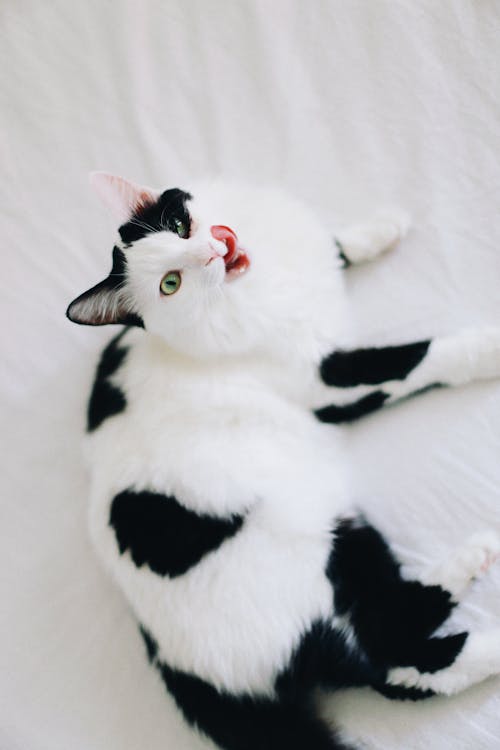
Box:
<box><xmin>85</xmin><ymin>346</ymin><xmax>350</xmax><ymax>695</ymax></box>
<box><xmin>89</xmin><ymin>484</ymin><xmax>335</xmax><ymax>696</ymax></box>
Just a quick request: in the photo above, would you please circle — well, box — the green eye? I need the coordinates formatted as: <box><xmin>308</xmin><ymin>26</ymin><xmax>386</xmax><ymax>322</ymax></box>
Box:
<box><xmin>160</xmin><ymin>271</ymin><xmax>182</xmax><ymax>295</ymax></box>
<box><xmin>173</xmin><ymin>218</ymin><xmax>188</xmax><ymax>238</ymax></box>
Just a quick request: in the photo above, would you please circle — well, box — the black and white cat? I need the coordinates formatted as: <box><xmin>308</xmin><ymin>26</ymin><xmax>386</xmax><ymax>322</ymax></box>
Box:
<box><xmin>67</xmin><ymin>173</ymin><xmax>500</xmax><ymax>750</ymax></box>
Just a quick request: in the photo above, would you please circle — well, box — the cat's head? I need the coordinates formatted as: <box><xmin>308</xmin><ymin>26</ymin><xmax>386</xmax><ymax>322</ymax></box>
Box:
<box><xmin>67</xmin><ymin>174</ymin><xmax>343</xmax><ymax>359</ymax></box>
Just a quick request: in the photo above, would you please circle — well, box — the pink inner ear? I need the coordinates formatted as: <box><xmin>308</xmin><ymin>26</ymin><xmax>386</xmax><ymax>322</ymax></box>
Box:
<box><xmin>89</xmin><ymin>172</ymin><xmax>158</xmax><ymax>224</ymax></box>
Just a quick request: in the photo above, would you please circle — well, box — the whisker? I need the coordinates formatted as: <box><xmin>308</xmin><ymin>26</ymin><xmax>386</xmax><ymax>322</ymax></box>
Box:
<box><xmin>127</xmin><ymin>218</ymin><xmax>158</xmax><ymax>233</ymax></box>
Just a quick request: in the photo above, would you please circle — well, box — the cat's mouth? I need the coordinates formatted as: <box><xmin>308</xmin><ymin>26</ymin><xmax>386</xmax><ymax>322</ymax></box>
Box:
<box><xmin>210</xmin><ymin>225</ymin><xmax>251</xmax><ymax>280</ymax></box>
<box><xmin>224</xmin><ymin>248</ymin><xmax>251</xmax><ymax>279</ymax></box>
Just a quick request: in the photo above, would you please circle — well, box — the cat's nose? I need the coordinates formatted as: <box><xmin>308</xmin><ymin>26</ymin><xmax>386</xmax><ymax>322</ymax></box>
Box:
<box><xmin>210</xmin><ymin>225</ymin><xmax>238</xmax><ymax>263</ymax></box>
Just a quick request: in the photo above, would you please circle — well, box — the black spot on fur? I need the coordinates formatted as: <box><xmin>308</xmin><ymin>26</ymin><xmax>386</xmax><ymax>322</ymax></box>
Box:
<box><xmin>375</xmin><ymin>683</ymin><xmax>436</xmax><ymax>701</ymax></box>
<box><xmin>108</xmin><ymin>244</ymin><xmax>127</xmax><ymax>280</ymax></box>
<box><xmin>139</xmin><ymin>625</ymin><xmax>158</xmax><ymax>664</ymax></box>
<box><xmin>119</xmin><ymin>189</ymin><xmax>192</xmax><ymax>244</ymax></box>
<box><xmin>110</xmin><ymin>489</ymin><xmax>244</xmax><ymax>578</ymax></box>
<box><xmin>327</xmin><ymin>519</ymin><xmax>465</xmax><ymax>673</ymax></box>
<box><xmin>314</xmin><ymin>391</ymin><xmax>389</xmax><ymax>423</ymax></box>
<box><xmin>138</xmin><ymin>627</ymin><xmax>354</xmax><ymax>750</ymax></box>
<box><xmin>104</xmin><ymin>246</ymin><xmax>145</xmax><ymax>327</ymax></box>
<box><xmin>335</xmin><ymin>239</ymin><xmax>351</xmax><ymax>268</ymax></box>
<box><xmin>275</xmin><ymin>620</ymin><xmax>384</xmax><ymax>702</ymax></box>
<box><xmin>320</xmin><ymin>341</ymin><xmax>431</xmax><ymax>388</ymax></box>
<box><xmin>87</xmin><ymin>330</ymin><xmax>129</xmax><ymax>431</ymax></box>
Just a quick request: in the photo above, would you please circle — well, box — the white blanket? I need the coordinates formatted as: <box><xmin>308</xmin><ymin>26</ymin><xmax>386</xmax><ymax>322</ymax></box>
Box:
<box><xmin>2</xmin><ymin>2</ymin><xmax>499</xmax><ymax>748</ymax></box>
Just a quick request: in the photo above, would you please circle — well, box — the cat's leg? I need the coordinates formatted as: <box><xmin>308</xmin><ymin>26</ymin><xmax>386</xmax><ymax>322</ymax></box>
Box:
<box><xmin>384</xmin><ymin>629</ymin><xmax>500</xmax><ymax>697</ymax></box>
<box><xmin>140</xmin><ymin>628</ymin><xmax>353</xmax><ymax>750</ymax></box>
<box><xmin>328</xmin><ymin>518</ymin><xmax>459</xmax><ymax>665</ymax></box>
<box><xmin>314</xmin><ymin>327</ymin><xmax>500</xmax><ymax>423</ymax></box>
<box><xmin>335</xmin><ymin>211</ymin><xmax>410</xmax><ymax>267</ymax></box>
<box><xmin>377</xmin><ymin>534</ymin><xmax>500</xmax><ymax>699</ymax></box>
<box><xmin>328</xmin><ymin>518</ymin><xmax>500</xmax><ymax>702</ymax></box>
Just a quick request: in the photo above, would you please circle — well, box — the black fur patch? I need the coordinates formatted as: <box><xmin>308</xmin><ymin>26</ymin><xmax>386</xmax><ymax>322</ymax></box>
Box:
<box><xmin>375</xmin><ymin>683</ymin><xmax>435</xmax><ymax>701</ymax></box>
<box><xmin>138</xmin><ymin>627</ymin><xmax>353</xmax><ymax>750</ymax></box>
<box><xmin>335</xmin><ymin>239</ymin><xmax>351</xmax><ymax>268</ymax></box>
<box><xmin>320</xmin><ymin>341</ymin><xmax>431</xmax><ymax>388</ymax></box>
<box><xmin>314</xmin><ymin>391</ymin><xmax>388</xmax><ymax>423</ymax></box>
<box><xmin>327</xmin><ymin>519</ymin><xmax>465</xmax><ymax>672</ymax></box>
<box><xmin>119</xmin><ymin>189</ymin><xmax>192</xmax><ymax>244</ymax></box>
<box><xmin>109</xmin><ymin>244</ymin><xmax>127</xmax><ymax>279</ymax></box>
<box><xmin>87</xmin><ymin>330</ymin><xmax>129</xmax><ymax>431</ymax></box>
<box><xmin>275</xmin><ymin>620</ymin><xmax>384</xmax><ymax>702</ymax></box>
<box><xmin>140</xmin><ymin>625</ymin><xmax>158</xmax><ymax>664</ymax></box>
<box><xmin>105</xmin><ymin>246</ymin><xmax>144</xmax><ymax>327</ymax></box>
<box><xmin>110</xmin><ymin>489</ymin><xmax>244</xmax><ymax>578</ymax></box>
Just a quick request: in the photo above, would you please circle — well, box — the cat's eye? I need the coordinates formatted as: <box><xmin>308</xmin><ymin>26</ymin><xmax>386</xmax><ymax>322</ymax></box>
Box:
<box><xmin>173</xmin><ymin>218</ymin><xmax>188</xmax><ymax>239</ymax></box>
<box><xmin>160</xmin><ymin>271</ymin><xmax>182</xmax><ymax>296</ymax></box>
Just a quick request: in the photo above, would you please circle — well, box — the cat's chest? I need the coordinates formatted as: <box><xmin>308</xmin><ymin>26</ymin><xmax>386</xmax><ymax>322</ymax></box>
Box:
<box><xmin>87</xmin><ymin>332</ymin><xmax>340</xmax><ymax>516</ymax></box>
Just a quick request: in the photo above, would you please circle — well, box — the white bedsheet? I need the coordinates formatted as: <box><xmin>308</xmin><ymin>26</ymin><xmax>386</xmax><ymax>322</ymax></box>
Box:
<box><xmin>2</xmin><ymin>2</ymin><xmax>500</xmax><ymax>748</ymax></box>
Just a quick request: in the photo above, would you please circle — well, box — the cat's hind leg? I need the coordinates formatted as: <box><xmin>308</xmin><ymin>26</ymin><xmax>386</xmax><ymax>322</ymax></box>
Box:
<box><xmin>329</xmin><ymin>519</ymin><xmax>500</xmax><ymax>702</ymax></box>
<box><xmin>380</xmin><ymin>532</ymin><xmax>500</xmax><ymax>700</ymax></box>
<box><xmin>385</xmin><ymin>629</ymin><xmax>500</xmax><ymax>697</ymax></box>
<box><xmin>328</xmin><ymin>518</ymin><xmax>458</xmax><ymax>663</ymax></box>
<box><xmin>336</xmin><ymin>210</ymin><xmax>411</xmax><ymax>266</ymax></box>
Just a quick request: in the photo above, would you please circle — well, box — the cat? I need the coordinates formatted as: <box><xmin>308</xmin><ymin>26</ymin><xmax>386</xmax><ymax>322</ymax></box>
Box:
<box><xmin>67</xmin><ymin>172</ymin><xmax>500</xmax><ymax>750</ymax></box>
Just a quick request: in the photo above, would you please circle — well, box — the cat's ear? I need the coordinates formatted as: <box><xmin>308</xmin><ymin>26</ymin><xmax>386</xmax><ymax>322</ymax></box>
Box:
<box><xmin>89</xmin><ymin>172</ymin><xmax>158</xmax><ymax>225</ymax></box>
<box><xmin>66</xmin><ymin>248</ymin><xmax>143</xmax><ymax>327</ymax></box>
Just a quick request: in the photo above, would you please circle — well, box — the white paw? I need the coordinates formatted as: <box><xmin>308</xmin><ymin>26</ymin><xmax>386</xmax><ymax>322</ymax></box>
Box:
<box><xmin>450</xmin><ymin>326</ymin><xmax>500</xmax><ymax>383</ymax></box>
<box><xmin>337</xmin><ymin>209</ymin><xmax>411</xmax><ymax>264</ymax></box>
<box><xmin>423</xmin><ymin>530</ymin><xmax>500</xmax><ymax>597</ymax></box>
<box><xmin>460</xmin><ymin>531</ymin><xmax>500</xmax><ymax>578</ymax></box>
<box><xmin>372</xmin><ymin>208</ymin><xmax>412</xmax><ymax>244</ymax></box>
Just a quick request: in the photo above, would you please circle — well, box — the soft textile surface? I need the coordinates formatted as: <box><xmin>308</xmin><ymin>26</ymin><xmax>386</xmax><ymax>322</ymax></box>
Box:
<box><xmin>2</xmin><ymin>2</ymin><xmax>500</xmax><ymax>748</ymax></box>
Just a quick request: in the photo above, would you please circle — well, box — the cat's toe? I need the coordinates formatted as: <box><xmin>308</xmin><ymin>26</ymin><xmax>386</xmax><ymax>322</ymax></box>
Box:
<box><xmin>461</xmin><ymin>531</ymin><xmax>500</xmax><ymax>579</ymax></box>
<box><xmin>372</xmin><ymin>208</ymin><xmax>412</xmax><ymax>247</ymax></box>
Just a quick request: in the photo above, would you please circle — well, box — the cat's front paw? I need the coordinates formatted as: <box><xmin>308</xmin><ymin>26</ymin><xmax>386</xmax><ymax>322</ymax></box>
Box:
<box><xmin>452</xmin><ymin>326</ymin><xmax>500</xmax><ymax>383</ymax></box>
<box><xmin>371</xmin><ymin>208</ymin><xmax>412</xmax><ymax>248</ymax></box>
<box><xmin>337</xmin><ymin>210</ymin><xmax>411</xmax><ymax>265</ymax></box>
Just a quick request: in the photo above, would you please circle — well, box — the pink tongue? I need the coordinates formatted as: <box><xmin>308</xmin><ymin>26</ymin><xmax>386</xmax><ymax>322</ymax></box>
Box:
<box><xmin>210</xmin><ymin>225</ymin><xmax>238</xmax><ymax>266</ymax></box>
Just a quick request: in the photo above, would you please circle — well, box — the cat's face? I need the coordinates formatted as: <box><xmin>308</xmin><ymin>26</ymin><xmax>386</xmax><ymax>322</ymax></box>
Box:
<box><xmin>67</xmin><ymin>174</ymin><xmax>343</xmax><ymax>359</ymax></box>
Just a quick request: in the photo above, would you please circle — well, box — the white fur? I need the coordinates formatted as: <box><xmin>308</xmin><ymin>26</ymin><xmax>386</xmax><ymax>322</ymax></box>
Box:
<box><xmin>336</xmin><ymin>210</ymin><xmax>411</xmax><ymax>264</ymax></box>
<box><xmin>422</xmin><ymin>531</ymin><xmax>500</xmax><ymax>599</ymax></box>
<box><xmin>83</xmin><ymin>179</ymin><xmax>500</xmax><ymax>705</ymax></box>
<box><xmin>85</xmin><ymin>182</ymin><xmax>353</xmax><ymax>696</ymax></box>
<box><xmin>124</xmin><ymin>180</ymin><xmax>347</xmax><ymax>362</ymax></box>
